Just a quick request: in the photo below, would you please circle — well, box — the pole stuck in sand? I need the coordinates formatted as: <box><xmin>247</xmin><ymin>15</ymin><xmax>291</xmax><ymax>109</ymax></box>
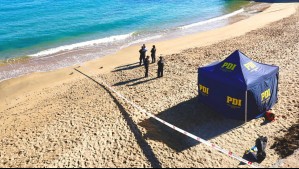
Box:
<box><xmin>245</xmin><ymin>90</ymin><xmax>248</xmax><ymax>123</ymax></box>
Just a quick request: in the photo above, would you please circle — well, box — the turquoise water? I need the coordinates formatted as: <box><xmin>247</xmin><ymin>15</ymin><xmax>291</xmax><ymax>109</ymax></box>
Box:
<box><xmin>0</xmin><ymin>0</ymin><xmax>250</xmax><ymax>60</ymax></box>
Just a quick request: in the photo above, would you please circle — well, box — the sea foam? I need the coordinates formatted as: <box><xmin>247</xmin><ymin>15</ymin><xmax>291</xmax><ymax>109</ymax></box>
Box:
<box><xmin>29</xmin><ymin>32</ymin><xmax>134</xmax><ymax>57</ymax></box>
<box><xmin>180</xmin><ymin>8</ymin><xmax>245</xmax><ymax>29</ymax></box>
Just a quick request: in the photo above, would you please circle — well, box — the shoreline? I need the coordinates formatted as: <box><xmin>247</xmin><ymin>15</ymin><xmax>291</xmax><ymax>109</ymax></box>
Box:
<box><xmin>0</xmin><ymin>2</ymin><xmax>267</xmax><ymax>83</ymax></box>
<box><xmin>0</xmin><ymin>3</ymin><xmax>297</xmax><ymax>104</ymax></box>
<box><xmin>0</xmin><ymin>1</ymin><xmax>252</xmax><ymax>60</ymax></box>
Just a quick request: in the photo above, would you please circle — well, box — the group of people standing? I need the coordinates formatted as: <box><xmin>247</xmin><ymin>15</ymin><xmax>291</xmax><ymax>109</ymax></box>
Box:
<box><xmin>139</xmin><ymin>44</ymin><xmax>164</xmax><ymax>78</ymax></box>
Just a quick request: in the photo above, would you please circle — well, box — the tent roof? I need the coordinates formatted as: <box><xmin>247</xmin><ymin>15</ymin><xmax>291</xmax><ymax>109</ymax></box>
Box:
<box><xmin>199</xmin><ymin>50</ymin><xmax>279</xmax><ymax>89</ymax></box>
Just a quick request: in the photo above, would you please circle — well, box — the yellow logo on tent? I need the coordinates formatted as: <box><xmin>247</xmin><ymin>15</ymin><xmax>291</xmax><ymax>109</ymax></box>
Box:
<box><xmin>222</xmin><ymin>62</ymin><xmax>237</xmax><ymax>72</ymax></box>
<box><xmin>244</xmin><ymin>61</ymin><xmax>258</xmax><ymax>72</ymax></box>
<box><xmin>261</xmin><ymin>89</ymin><xmax>271</xmax><ymax>102</ymax></box>
<box><xmin>199</xmin><ymin>84</ymin><xmax>209</xmax><ymax>96</ymax></box>
<box><xmin>227</xmin><ymin>96</ymin><xmax>242</xmax><ymax>108</ymax></box>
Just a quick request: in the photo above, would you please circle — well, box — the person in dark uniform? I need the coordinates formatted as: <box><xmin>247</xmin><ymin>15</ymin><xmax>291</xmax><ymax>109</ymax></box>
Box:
<box><xmin>139</xmin><ymin>46</ymin><xmax>147</xmax><ymax>66</ymax></box>
<box><xmin>144</xmin><ymin>56</ymin><xmax>150</xmax><ymax>77</ymax></box>
<box><xmin>151</xmin><ymin>45</ymin><xmax>156</xmax><ymax>63</ymax></box>
<box><xmin>139</xmin><ymin>46</ymin><xmax>144</xmax><ymax>66</ymax></box>
<box><xmin>157</xmin><ymin>56</ymin><xmax>164</xmax><ymax>78</ymax></box>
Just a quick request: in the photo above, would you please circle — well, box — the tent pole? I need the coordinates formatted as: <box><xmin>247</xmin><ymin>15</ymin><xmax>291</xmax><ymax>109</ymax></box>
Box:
<box><xmin>245</xmin><ymin>90</ymin><xmax>248</xmax><ymax>123</ymax></box>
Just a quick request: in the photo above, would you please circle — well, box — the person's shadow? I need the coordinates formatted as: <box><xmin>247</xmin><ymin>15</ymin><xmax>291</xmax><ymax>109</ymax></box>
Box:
<box><xmin>113</xmin><ymin>77</ymin><xmax>144</xmax><ymax>86</ymax></box>
<box><xmin>112</xmin><ymin>62</ymin><xmax>140</xmax><ymax>72</ymax></box>
<box><xmin>139</xmin><ymin>97</ymin><xmax>244</xmax><ymax>152</ymax></box>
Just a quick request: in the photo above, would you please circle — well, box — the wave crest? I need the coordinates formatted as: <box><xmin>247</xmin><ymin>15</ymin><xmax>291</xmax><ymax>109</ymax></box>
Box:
<box><xmin>180</xmin><ymin>8</ymin><xmax>245</xmax><ymax>29</ymax></box>
<box><xmin>29</xmin><ymin>32</ymin><xmax>134</xmax><ymax>57</ymax></box>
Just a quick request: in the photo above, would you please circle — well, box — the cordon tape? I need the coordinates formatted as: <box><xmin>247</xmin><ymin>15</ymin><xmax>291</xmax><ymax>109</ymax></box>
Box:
<box><xmin>74</xmin><ymin>63</ymin><xmax>259</xmax><ymax>168</ymax></box>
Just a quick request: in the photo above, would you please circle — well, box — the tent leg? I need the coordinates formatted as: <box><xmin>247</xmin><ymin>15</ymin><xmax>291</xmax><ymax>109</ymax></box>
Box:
<box><xmin>245</xmin><ymin>90</ymin><xmax>248</xmax><ymax>123</ymax></box>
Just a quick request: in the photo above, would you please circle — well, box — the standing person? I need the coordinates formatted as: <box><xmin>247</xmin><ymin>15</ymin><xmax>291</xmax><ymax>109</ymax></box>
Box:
<box><xmin>144</xmin><ymin>56</ymin><xmax>150</xmax><ymax>78</ymax></box>
<box><xmin>139</xmin><ymin>46</ymin><xmax>143</xmax><ymax>66</ymax></box>
<box><xmin>157</xmin><ymin>56</ymin><xmax>164</xmax><ymax>78</ymax></box>
<box><xmin>151</xmin><ymin>45</ymin><xmax>156</xmax><ymax>63</ymax></box>
<box><xmin>142</xmin><ymin>44</ymin><xmax>147</xmax><ymax>57</ymax></box>
<box><xmin>139</xmin><ymin>46</ymin><xmax>147</xmax><ymax>66</ymax></box>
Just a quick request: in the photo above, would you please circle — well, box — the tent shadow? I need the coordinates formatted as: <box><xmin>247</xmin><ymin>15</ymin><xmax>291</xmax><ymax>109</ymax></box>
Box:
<box><xmin>139</xmin><ymin>97</ymin><xmax>244</xmax><ymax>152</ymax></box>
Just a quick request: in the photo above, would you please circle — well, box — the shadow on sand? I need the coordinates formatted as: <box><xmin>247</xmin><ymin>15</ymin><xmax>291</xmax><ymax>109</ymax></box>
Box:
<box><xmin>127</xmin><ymin>77</ymin><xmax>158</xmax><ymax>86</ymax></box>
<box><xmin>139</xmin><ymin>97</ymin><xmax>244</xmax><ymax>152</ymax></box>
<box><xmin>112</xmin><ymin>62</ymin><xmax>141</xmax><ymax>72</ymax></box>
<box><xmin>74</xmin><ymin>68</ymin><xmax>162</xmax><ymax>168</ymax></box>
<box><xmin>113</xmin><ymin>77</ymin><xmax>144</xmax><ymax>86</ymax></box>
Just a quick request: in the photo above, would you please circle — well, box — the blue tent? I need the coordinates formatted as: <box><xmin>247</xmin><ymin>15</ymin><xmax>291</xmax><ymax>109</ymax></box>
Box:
<box><xmin>198</xmin><ymin>50</ymin><xmax>279</xmax><ymax>121</ymax></box>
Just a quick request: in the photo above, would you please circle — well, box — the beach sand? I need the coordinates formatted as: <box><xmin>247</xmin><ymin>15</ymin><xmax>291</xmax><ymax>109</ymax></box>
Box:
<box><xmin>276</xmin><ymin>150</ymin><xmax>299</xmax><ymax>168</ymax></box>
<box><xmin>0</xmin><ymin>2</ymin><xmax>298</xmax><ymax>168</ymax></box>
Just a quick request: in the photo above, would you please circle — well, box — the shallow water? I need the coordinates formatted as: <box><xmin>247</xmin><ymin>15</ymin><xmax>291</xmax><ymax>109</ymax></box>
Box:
<box><xmin>0</xmin><ymin>0</ymin><xmax>256</xmax><ymax>81</ymax></box>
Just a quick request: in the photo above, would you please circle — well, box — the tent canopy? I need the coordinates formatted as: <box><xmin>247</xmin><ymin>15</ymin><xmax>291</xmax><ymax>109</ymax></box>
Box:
<box><xmin>198</xmin><ymin>50</ymin><xmax>279</xmax><ymax>121</ymax></box>
<box><xmin>200</xmin><ymin>50</ymin><xmax>279</xmax><ymax>89</ymax></box>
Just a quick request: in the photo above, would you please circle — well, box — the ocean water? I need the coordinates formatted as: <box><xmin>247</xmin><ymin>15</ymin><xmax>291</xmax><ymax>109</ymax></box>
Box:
<box><xmin>0</xmin><ymin>0</ymin><xmax>252</xmax><ymax>81</ymax></box>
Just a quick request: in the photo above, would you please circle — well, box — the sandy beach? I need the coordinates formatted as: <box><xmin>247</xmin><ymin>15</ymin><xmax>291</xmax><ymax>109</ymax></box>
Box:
<box><xmin>0</xmin><ymin>2</ymin><xmax>299</xmax><ymax>168</ymax></box>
